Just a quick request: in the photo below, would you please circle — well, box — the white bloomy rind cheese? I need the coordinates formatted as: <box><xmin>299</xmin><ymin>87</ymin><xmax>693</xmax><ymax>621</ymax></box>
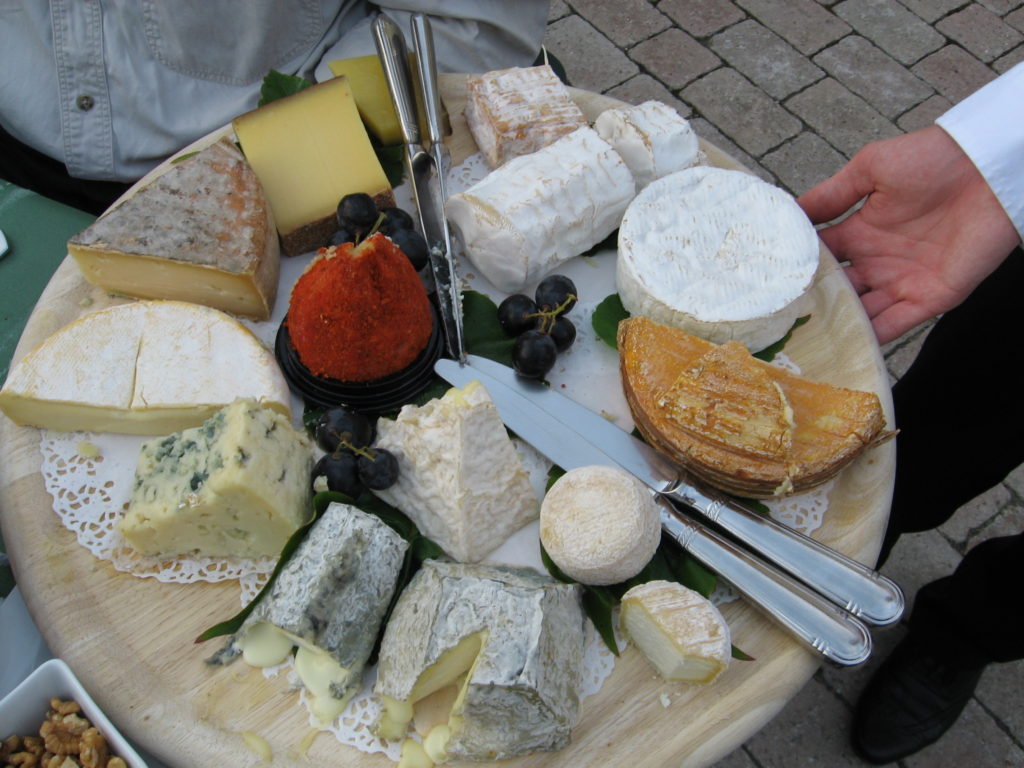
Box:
<box><xmin>0</xmin><ymin>300</ymin><xmax>291</xmax><ymax>435</ymax></box>
<box><xmin>68</xmin><ymin>139</ymin><xmax>280</xmax><ymax>320</ymax></box>
<box><xmin>464</xmin><ymin>64</ymin><xmax>587</xmax><ymax>168</ymax></box>
<box><xmin>119</xmin><ymin>399</ymin><xmax>313</xmax><ymax>558</ymax></box>
<box><xmin>540</xmin><ymin>465</ymin><xmax>661</xmax><ymax>586</ymax></box>
<box><xmin>620</xmin><ymin>580</ymin><xmax>731</xmax><ymax>684</ymax></box>
<box><xmin>211</xmin><ymin>502</ymin><xmax>408</xmax><ymax>725</ymax></box>
<box><xmin>617</xmin><ymin>166</ymin><xmax>820</xmax><ymax>352</ymax></box>
<box><xmin>446</xmin><ymin>126</ymin><xmax>635</xmax><ymax>293</ymax></box>
<box><xmin>372</xmin><ymin>380</ymin><xmax>538</xmax><ymax>563</ymax></box>
<box><xmin>374</xmin><ymin>561</ymin><xmax>585</xmax><ymax>762</ymax></box>
<box><xmin>594</xmin><ymin>100</ymin><xmax>702</xmax><ymax>192</ymax></box>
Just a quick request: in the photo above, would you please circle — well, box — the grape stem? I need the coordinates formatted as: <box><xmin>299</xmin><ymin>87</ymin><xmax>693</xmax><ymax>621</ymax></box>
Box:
<box><xmin>527</xmin><ymin>293</ymin><xmax>577</xmax><ymax>333</ymax></box>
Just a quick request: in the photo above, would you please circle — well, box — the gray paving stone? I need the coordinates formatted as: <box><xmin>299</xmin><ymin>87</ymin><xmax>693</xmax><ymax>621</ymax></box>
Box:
<box><xmin>761</xmin><ymin>131</ymin><xmax>848</xmax><ymax>195</ymax></box>
<box><xmin>936</xmin><ymin>4</ymin><xmax>1024</xmax><ymax>62</ymax></box>
<box><xmin>543</xmin><ymin>16</ymin><xmax>639</xmax><ymax>93</ymax></box>
<box><xmin>964</xmin><ymin>501</ymin><xmax>1024</xmax><ymax>552</ymax></box>
<box><xmin>904</xmin><ymin>699</ymin><xmax>1024</xmax><ymax>767</ymax></box>
<box><xmin>1005</xmin><ymin>462</ymin><xmax>1024</xmax><ymax>497</ymax></box>
<box><xmin>879</xmin><ymin>528</ymin><xmax>962</xmax><ymax>618</ymax></box>
<box><xmin>603</xmin><ymin>74</ymin><xmax>692</xmax><ymax>116</ymax></box>
<box><xmin>977</xmin><ymin>658</ymin><xmax>1024</xmax><ymax>741</ymax></box>
<box><xmin>813</xmin><ymin>36</ymin><xmax>934</xmax><ymax>117</ymax></box>
<box><xmin>688</xmin><ymin>116</ymin><xmax>777</xmax><ymax>182</ymax></box>
<box><xmin>912</xmin><ymin>44</ymin><xmax>999</xmax><ymax>102</ymax></box>
<box><xmin>707</xmin><ymin>744</ymin><xmax>759</xmax><ymax>768</ymax></box>
<box><xmin>882</xmin><ymin>321</ymin><xmax>931</xmax><ymax>380</ymax></box>
<box><xmin>938</xmin><ymin>483</ymin><xmax>1011</xmax><ymax>548</ymax></box>
<box><xmin>977</xmin><ymin>0</ymin><xmax>1024</xmax><ymax>14</ymax></box>
<box><xmin>629</xmin><ymin>27</ymin><xmax>721</xmax><ymax>89</ymax></box>
<box><xmin>567</xmin><ymin>0</ymin><xmax>672</xmax><ymax>48</ymax></box>
<box><xmin>818</xmin><ymin>623</ymin><xmax>907</xmax><ymax>709</ymax></box>
<box><xmin>682</xmin><ymin>68</ymin><xmax>802</xmax><ymax>155</ymax></box>
<box><xmin>735</xmin><ymin>0</ymin><xmax>851</xmax><ymax>54</ymax></box>
<box><xmin>994</xmin><ymin>43</ymin><xmax>1024</xmax><ymax>71</ymax></box>
<box><xmin>659</xmin><ymin>0</ymin><xmax>747</xmax><ymax>38</ymax></box>
<box><xmin>834</xmin><ymin>0</ymin><xmax>945</xmax><ymax>64</ymax></box>
<box><xmin>1008</xmin><ymin>6</ymin><xmax>1024</xmax><ymax>30</ymax></box>
<box><xmin>897</xmin><ymin>93</ymin><xmax>954</xmax><ymax>132</ymax></box>
<box><xmin>784</xmin><ymin>78</ymin><xmax>901</xmax><ymax>156</ymax></box>
<box><xmin>548</xmin><ymin>0</ymin><xmax>570</xmax><ymax>22</ymax></box>
<box><xmin>896</xmin><ymin>0</ymin><xmax>971</xmax><ymax>23</ymax></box>
<box><xmin>709</xmin><ymin>20</ymin><xmax>824</xmax><ymax>99</ymax></box>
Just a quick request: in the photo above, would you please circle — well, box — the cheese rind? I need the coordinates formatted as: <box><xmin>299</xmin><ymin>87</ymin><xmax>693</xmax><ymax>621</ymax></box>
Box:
<box><xmin>375</xmin><ymin>561</ymin><xmax>585</xmax><ymax>761</ymax></box>
<box><xmin>446</xmin><ymin>126</ymin><xmax>635</xmax><ymax>292</ymax></box>
<box><xmin>118</xmin><ymin>399</ymin><xmax>313</xmax><ymax>558</ymax></box>
<box><xmin>233</xmin><ymin>76</ymin><xmax>394</xmax><ymax>256</ymax></box>
<box><xmin>464</xmin><ymin>65</ymin><xmax>587</xmax><ymax>168</ymax></box>
<box><xmin>67</xmin><ymin>139</ymin><xmax>280</xmax><ymax>320</ymax></box>
<box><xmin>372</xmin><ymin>380</ymin><xmax>538</xmax><ymax>562</ymax></box>
<box><xmin>0</xmin><ymin>301</ymin><xmax>291</xmax><ymax>435</ymax></box>
<box><xmin>617</xmin><ymin>166</ymin><xmax>819</xmax><ymax>352</ymax></box>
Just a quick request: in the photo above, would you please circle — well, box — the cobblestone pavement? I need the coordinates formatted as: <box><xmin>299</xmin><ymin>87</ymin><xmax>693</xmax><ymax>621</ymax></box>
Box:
<box><xmin>544</xmin><ymin>2</ymin><xmax>1024</xmax><ymax>766</ymax></box>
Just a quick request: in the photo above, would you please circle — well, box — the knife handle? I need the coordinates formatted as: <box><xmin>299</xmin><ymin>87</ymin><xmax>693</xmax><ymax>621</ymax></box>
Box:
<box><xmin>410</xmin><ymin>14</ymin><xmax>444</xmax><ymax>150</ymax></box>
<box><xmin>372</xmin><ymin>14</ymin><xmax>420</xmax><ymax>146</ymax></box>
<box><xmin>657</xmin><ymin>501</ymin><xmax>872</xmax><ymax>666</ymax></box>
<box><xmin>664</xmin><ymin>482</ymin><xmax>904</xmax><ymax>626</ymax></box>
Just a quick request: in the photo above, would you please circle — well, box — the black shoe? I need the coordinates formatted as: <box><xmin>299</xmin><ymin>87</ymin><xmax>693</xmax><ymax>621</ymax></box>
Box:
<box><xmin>851</xmin><ymin>635</ymin><xmax>985</xmax><ymax>764</ymax></box>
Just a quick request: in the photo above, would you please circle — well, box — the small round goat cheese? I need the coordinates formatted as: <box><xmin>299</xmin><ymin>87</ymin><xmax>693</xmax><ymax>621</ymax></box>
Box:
<box><xmin>617</xmin><ymin>166</ymin><xmax>819</xmax><ymax>352</ymax></box>
<box><xmin>540</xmin><ymin>465</ymin><xmax>661</xmax><ymax>585</ymax></box>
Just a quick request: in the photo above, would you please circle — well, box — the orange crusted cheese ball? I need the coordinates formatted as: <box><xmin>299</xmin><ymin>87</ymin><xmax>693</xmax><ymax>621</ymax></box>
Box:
<box><xmin>286</xmin><ymin>233</ymin><xmax>432</xmax><ymax>382</ymax></box>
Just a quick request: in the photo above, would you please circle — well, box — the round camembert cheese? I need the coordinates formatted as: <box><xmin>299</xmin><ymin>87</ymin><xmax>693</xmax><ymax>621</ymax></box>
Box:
<box><xmin>617</xmin><ymin>166</ymin><xmax>820</xmax><ymax>352</ymax></box>
<box><xmin>540</xmin><ymin>465</ymin><xmax>661</xmax><ymax>586</ymax></box>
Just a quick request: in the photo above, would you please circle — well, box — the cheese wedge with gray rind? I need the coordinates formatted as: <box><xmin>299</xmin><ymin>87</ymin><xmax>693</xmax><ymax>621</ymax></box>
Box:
<box><xmin>594</xmin><ymin>100</ymin><xmax>702</xmax><ymax>192</ymax></box>
<box><xmin>445</xmin><ymin>126</ymin><xmax>635</xmax><ymax>293</ymax></box>
<box><xmin>375</xmin><ymin>561</ymin><xmax>585</xmax><ymax>762</ymax></box>
<box><xmin>211</xmin><ymin>502</ymin><xmax>408</xmax><ymax>723</ymax></box>
<box><xmin>68</xmin><ymin>139</ymin><xmax>280</xmax><ymax>320</ymax></box>
<box><xmin>617</xmin><ymin>166</ymin><xmax>819</xmax><ymax>352</ymax></box>
<box><xmin>0</xmin><ymin>300</ymin><xmax>291</xmax><ymax>435</ymax></box>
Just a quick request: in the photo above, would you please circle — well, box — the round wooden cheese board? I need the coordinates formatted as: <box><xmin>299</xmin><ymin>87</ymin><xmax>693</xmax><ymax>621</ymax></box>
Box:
<box><xmin>0</xmin><ymin>75</ymin><xmax>895</xmax><ymax>768</ymax></box>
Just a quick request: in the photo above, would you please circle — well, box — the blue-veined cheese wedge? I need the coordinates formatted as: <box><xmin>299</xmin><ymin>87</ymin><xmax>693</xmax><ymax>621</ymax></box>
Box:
<box><xmin>374</xmin><ymin>561</ymin><xmax>585</xmax><ymax>763</ymax></box>
<box><xmin>211</xmin><ymin>502</ymin><xmax>408</xmax><ymax>724</ymax></box>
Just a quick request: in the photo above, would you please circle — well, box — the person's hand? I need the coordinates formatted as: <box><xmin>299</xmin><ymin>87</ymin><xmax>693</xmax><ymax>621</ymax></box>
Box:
<box><xmin>797</xmin><ymin>125</ymin><xmax>1020</xmax><ymax>344</ymax></box>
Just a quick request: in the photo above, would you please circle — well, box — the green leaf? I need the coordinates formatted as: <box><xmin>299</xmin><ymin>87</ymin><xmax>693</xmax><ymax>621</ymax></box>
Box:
<box><xmin>258</xmin><ymin>69</ymin><xmax>313</xmax><ymax>106</ymax></box>
<box><xmin>171</xmin><ymin>151</ymin><xmax>199</xmax><ymax>164</ymax></box>
<box><xmin>592</xmin><ymin>293</ymin><xmax>629</xmax><ymax>350</ymax></box>
<box><xmin>545</xmin><ymin>464</ymin><xmax>566</xmax><ymax>493</ymax></box>
<box><xmin>462</xmin><ymin>290</ymin><xmax>515</xmax><ymax>366</ymax></box>
<box><xmin>735</xmin><ymin>497</ymin><xmax>771</xmax><ymax>517</ymax></box>
<box><xmin>374</xmin><ymin>143</ymin><xmax>405</xmax><ymax>188</ymax></box>
<box><xmin>581</xmin><ymin>586</ymin><xmax>621</xmax><ymax>656</ymax></box>
<box><xmin>664</xmin><ymin>543</ymin><xmax>718</xmax><ymax>598</ymax></box>
<box><xmin>753</xmin><ymin>315</ymin><xmax>810</xmax><ymax>362</ymax></box>
<box><xmin>302</xmin><ymin>404</ymin><xmax>325</xmax><ymax>438</ymax></box>
<box><xmin>732</xmin><ymin>645</ymin><xmax>756</xmax><ymax>661</ymax></box>
<box><xmin>579</xmin><ymin>228</ymin><xmax>618</xmax><ymax>258</ymax></box>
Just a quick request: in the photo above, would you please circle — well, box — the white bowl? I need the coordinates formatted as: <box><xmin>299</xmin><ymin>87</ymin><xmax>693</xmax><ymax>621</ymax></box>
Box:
<box><xmin>0</xmin><ymin>658</ymin><xmax>147</xmax><ymax>767</ymax></box>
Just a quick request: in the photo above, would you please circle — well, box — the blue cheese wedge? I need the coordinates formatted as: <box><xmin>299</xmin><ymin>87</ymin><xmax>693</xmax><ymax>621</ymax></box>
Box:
<box><xmin>371</xmin><ymin>380</ymin><xmax>538</xmax><ymax>563</ymax></box>
<box><xmin>118</xmin><ymin>399</ymin><xmax>313</xmax><ymax>558</ymax></box>
<box><xmin>445</xmin><ymin>126</ymin><xmax>635</xmax><ymax>293</ymax></box>
<box><xmin>374</xmin><ymin>561</ymin><xmax>586</xmax><ymax>763</ymax></box>
<box><xmin>617</xmin><ymin>166</ymin><xmax>819</xmax><ymax>352</ymax></box>
<box><xmin>211</xmin><ymin>502</ymin><xmax>408</xmax><ymax>724</ymax></box>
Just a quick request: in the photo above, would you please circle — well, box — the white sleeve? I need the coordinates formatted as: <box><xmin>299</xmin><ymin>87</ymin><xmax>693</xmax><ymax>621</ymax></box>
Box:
<box><xmin>935</xmin><ymin>62</ymin><xmax>1024</xmax><ymax>240</ymax></box>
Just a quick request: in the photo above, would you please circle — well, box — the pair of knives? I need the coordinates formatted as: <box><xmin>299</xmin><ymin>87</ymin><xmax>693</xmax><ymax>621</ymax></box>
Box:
<box><xmin>373</xmin><ymin>13</ymin><xmax>465</xmax><ymax>362</ymax></box>
<box><xmin>436</xmin><ymin>355</ymin><xmax>905</xmax><ymax>666</ymax></box>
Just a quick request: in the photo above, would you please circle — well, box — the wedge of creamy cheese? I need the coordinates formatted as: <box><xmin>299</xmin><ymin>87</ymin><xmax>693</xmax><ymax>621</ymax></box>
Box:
<box><xmin>374</xmin><ymin>561</ymin><xmax>585</xmax><ymax>763</ymax></box>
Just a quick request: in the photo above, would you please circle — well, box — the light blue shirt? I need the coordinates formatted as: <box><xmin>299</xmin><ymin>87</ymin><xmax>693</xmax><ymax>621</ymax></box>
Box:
<box><xmin>0</xmin><ymin>0</ymin><xmax>548</xmax><ymax>182</ymax></box>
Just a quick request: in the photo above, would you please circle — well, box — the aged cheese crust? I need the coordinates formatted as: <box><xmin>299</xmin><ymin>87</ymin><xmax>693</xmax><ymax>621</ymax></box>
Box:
<box><xmin>68</xmin><ymin>139</ymin><xmax>280</xmax><ymax>320</ymax></box>
<box><xmin>119</xmin><ymin>399</ymin><xmax>313</xmax><ymax>558</ymax></box>
<box><xmin>618</xmin><ymin>316</ymin><xmax>894</xmax><ymax>498</ymax></box>
<box><xmin>375</xmin><ymin>561</ymin><xmax>585</xmax><ymax>762</ymax></box>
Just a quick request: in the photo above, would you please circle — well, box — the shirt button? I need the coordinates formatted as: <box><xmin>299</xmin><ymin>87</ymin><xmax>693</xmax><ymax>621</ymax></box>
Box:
<box><xmin>76</xmin><ymin>95</ymin><xmax>95</xmax><ymax>111</ymax></box>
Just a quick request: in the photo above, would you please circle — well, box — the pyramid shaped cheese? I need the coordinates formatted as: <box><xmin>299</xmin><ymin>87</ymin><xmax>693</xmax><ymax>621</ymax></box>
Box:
<box><xmin>68</xmin><ymin>139</ymin><xmax>280</xmax><ymax>320</ymax></box>
<box><xmin>0</xmin><ymin>301</ymin><xmax>291</xmax><ymax>435</ymax></box>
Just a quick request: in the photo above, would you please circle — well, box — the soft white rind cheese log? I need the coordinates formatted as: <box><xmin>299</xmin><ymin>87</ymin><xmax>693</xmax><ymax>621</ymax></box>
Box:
<box><xmin>375</xmin><ymin>561</ymin><xmax>585</xmax><ymax>761</ymax></box>
<box><xmin>540</xmin><ymin>465</ymin><xmax>661</xmax><ymax>585</ymax></box>
<box><xmin>594</xmin><ymin>100</ymin><xmax>702</xmax><ymax>192</ymax></box>
<box><xmin>464</xmin><ymin>65</ymin><xmax>587</xmax><ymax>168</ymax></box>
<box><xmin>0</xmin><ymin>300</ymin><xmax>291</xmax><ymax>434</ymax></box>
<box><xmin>68</xmin><ymin>139</ymin><xmax>280</xmax><ymax>320</ymax></box>
<box><xmin>372</xmin><ymin>380</ymin><xmax>538</xmax><ymax>562</ymax></box>
<box><xmin>617</xmin><ymin>166</ymin><xmax>819</xmax><ymax>352</ymax></box>
<box><xmin>118</xmin><ymin>399</ymin><xmax>312</xmax><ymax>558</ymax></box>
<box><xmin>446</xmin><ymin>126</ymin><xmax>635</xmax><ymax>293</ymax></box>
<box><xmin>212</xmin><ymin>503</ymin><xmax>408</xmax><ymax>722</ymax></box>
<box><xmin>620</xmin><ymin>580</ymin><xmax>731</xmax><ymax>684</ymax></box>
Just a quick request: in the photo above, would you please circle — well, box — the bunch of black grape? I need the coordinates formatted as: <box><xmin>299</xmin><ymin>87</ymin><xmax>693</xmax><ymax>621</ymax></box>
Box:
<box><xmin>497</xmin><ymin>275</ymin><xmax>578</xmax><ymax>379</ymax></box>
<box><xmin>311</xmin><ymin>407</ymin><xmax>399</xmax><ymax>498</ymax></box>
<box><xmin>333</xmin><ymin>193</ymin><xmax>429</xmax><ymax>270</ymax></box>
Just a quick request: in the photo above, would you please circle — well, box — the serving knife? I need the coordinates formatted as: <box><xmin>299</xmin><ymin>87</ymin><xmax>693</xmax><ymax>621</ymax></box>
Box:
<box><xmin>373</xmin><ymin>14</ymin><xmax>466</xmax><ymax>362</ymax></box>
<box><xmin>435</xmin><ymin>356</ymin><xmax>872</xmax><ymax>666</ymax></box>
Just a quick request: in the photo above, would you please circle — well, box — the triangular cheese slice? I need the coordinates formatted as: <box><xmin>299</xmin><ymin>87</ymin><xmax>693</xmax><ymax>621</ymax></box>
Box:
<box><xmin>0</xmin><ymin>300</ymin><xmax>290</xmax><ymax>434</ymax></box>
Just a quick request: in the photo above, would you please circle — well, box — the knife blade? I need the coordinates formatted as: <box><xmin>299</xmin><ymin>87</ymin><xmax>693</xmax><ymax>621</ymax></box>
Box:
<box><xmin>455</xmin><ymin>354</ymin><xmax>903</xmax><ymax>627</ymax></box>
<box><xmin>435</xmin><ymin>356</ymin><xmax>872</xmax><ymax>665</ymax></box>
